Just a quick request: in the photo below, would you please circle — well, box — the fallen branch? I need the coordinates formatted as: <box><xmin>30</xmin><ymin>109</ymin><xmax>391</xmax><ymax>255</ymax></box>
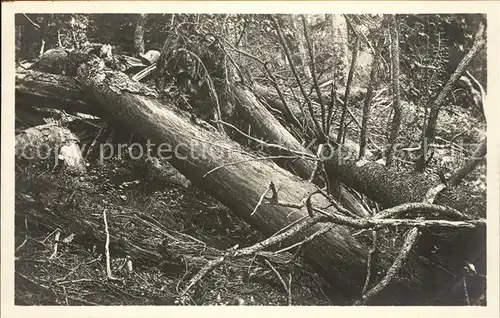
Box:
<box><xmin>49</xmin><ymin>230</ymin><xmax>61</xmax><ymax>259</ymax></box>
<box><xmin>102</xmin><ymin>209</ymin><xmax>119</xmax><ymax>281</ymax></box>
<box><xmin>354</xmin><ymin>227</ymin><xmax>419</xmax><ymax>305</ymax></box>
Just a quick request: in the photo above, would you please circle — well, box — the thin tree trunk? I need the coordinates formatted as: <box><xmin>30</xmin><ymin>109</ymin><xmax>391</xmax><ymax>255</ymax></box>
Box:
<box><xmin>134</xmin><ymin>14</ymin><xmax>147</xmax><ymax>57</ymax></box>
<box><xmin>291</xmin><ymin>15</ymin><xmax>312</xmax><ymax>81</ymax></box>
<box><xmin>328</xmin><ymin>14</ymin><xmax>349</xmax><ymax>87</ymax></box>
<box><xmin>385</xmin><ymin>15</ymin><xmax>402</xmax><ymax>167</ymax></box>
<box><xmin>414</xmin><ymin>21</ymin><xmax>486</xmax><ymax>171</ymax></box>
<box><xmin>270</xmin><ymin>15</ymin><xmax>326</xmax><ymax>142</ymax></box>
<box><xmin>337</xmin><ymin>18</ymin><xmax>359</xmax><ymax>144</ymax></box>
<box><xmin>359</xmin><ymin>41</ymin><xmax>381</xmax><ymax>158</ymax></box>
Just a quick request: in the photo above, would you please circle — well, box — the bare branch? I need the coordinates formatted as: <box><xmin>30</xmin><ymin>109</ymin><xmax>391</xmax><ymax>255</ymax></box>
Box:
<box><xmin>355</xmin><ymin>227</ymin><xmax>419</xmax><ymax>305</ymax></box>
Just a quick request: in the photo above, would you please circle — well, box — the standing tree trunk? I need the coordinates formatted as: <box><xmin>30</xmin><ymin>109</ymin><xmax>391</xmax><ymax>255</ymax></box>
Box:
<box><xmin>414</xmin><ymin>21</ymin><xmax>486</xmax><ymax>172</ymax></box>
<box><xmin>134</xmin><ymin>14</ymin><xmax>147</xmax><ymax>57</ymax></box>
<box><xmin>328</xmin><ymin>14</ymin><xmax>349</xmax><ymax>86</ymax></box>
<box><xmin>359</xmin><ymin>39</ymin><xmax>381</xmax><ymax>159</ymax></box>
<box><xmin>386</xmin><ymin>14</ymin><xmax>402</xmax><ymax>167</ymax></box>
<box><xmin>291</xmin><ymin>15</ymin><xmax>312</xmax><ymax>81</ymax></box>
<box><xmin>337</xmin><ymin>26</ymin><xmax>359</xmax><ymax>145</ymax></box>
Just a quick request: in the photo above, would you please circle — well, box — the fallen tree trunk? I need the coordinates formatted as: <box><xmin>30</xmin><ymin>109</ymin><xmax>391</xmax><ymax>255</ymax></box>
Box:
<box><xmin>232</xmin><ymin>85</ymin><xmax>369</xmax><ymax>217</ymax></box>
<box><xmin>16</xmin><ymin>68</ymin><xmax>101</xmax><ymax>116</ymax></box>
<box><xmin>72</xmin><ymin>60</ymin><xmax>487</xmax><ymax>304</ymax></box>
<box><xmin>16</xmin><ymin>123</ymin><xmax>87</xmax><ymax>175</ymax></box>
<box><xmin>16</xmin><ymin>68</ymin><xmax>369</xmax><ymax>218</ymax></box>
<box><xmin>16</xmin><ymin>65</ymin><xmax>485</xmax><ymax>304</ymax></box>
<box><xmin>73</xmin><ymin>63</ymin><xmax>375</xmax><ymax>303</ymax></box>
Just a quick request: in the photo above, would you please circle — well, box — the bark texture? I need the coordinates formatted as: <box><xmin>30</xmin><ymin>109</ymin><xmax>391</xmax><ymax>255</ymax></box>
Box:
<box><xmin>16</xmin><ymin>123</ymin><xmax>87</xmax><ymax>175</ymax></box>
<box><xmin>75</xmin><ymin>63</ymin><xmax>374</xmax><ymax>302</ymax></box>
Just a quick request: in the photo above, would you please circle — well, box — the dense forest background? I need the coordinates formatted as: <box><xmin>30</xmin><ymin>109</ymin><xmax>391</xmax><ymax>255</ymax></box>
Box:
<box><xmin>14</xmin><ymin>13</ymin><xmax>487</xmax><ymax>306</ymax></box>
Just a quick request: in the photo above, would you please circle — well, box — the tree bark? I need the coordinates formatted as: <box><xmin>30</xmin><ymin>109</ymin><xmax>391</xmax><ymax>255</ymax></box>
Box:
<box><xmin>359</xmin><ymin>39</ymin><xmax>381</xmax><ymax>159</ymax></box>
<box><xmin>328</xmin><ymin>14</ymin><xmax>349</xmax><ymax>87</ymax></box>
<box><xmin>74</xmin><ymin>63</ymin><xmax>375</xmax><ymax>302</ymax></box>
<box><xmin>386</xmin><ymin>15</ymin><xmax>402</xmax><ymax>167</ymax></box>
<box><xmin>15</xmin><ymin>123</ymin><xmax>87</xmax><ymax>175</ymax></box>
<box><xmin>134</xmin><ymin>14</ymin><xmax>147</xmax><ymax>57</ymax></box>
<box><xmin>16</xmin><ymin>68</ymin><xmax>101</xmax><ymax>116</ymax></box>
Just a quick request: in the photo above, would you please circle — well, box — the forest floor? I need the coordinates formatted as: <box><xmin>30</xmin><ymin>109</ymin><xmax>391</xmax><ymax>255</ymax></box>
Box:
<box><xmin>15</xmin><ymin>155</ymin><xmax>334</xmax><ymax>306</ymax></box>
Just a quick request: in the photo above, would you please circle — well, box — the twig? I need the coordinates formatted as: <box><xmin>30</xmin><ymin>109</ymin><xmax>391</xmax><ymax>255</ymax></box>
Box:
<box><xmin>287</xmin><ymin>273</ymin><xmax>293</xmax><ymax>306</ymax></box>
<box><xmin>181</xmin><ymin>214</ymin><xmax>324</xmax><ymax>295</ymax></box>
<box><xmin>23</xmin><ymin>14</ymin><xmax>40</xmax><ymax>29</ymax></box>
<box><xmin>269</xmin><ymin>215</ymin><xmax>308</xmax><ymax>239</ymax></box>
<box><xmin>203</xmin><ymin>155</ymin><xmax>300</xmax><ymax>178</ymax></box>
<box><xmin>269</xmin><ymin>15</ymin><xmax>326</xmax><ymax>141</ymax></box>
<box><xmin>275</xmin><ymin>223</ymin><xmax>335</xmax><ymax>255</ymax></box>
<box><xmin>102</xmin><ymin>209</ymin><xmax>119</xmax><ymax>281</ymax></box>
<box><xmin>43</xmin><ymin>228</ymin><xmax>60</xmax><ymax>243</ymax></box>
<box><xmin>15</xmin><ymin>217</ymin><xmax>29</xmax><ymax>253</ymax></box>
<box><xmin>312</xmin><ymin>207</ymin><xmax>484</xmax><ymax>229</ymax></box>
<box><xmin>235</xmin><ymin>16</ymin><xmax>249</xmax><ymax>46</ymax></box>
<box><xmin>39</xmin><ymin>39</ymin><xmax>46</xmax><ymax>58</ymax></box>
<box><xmin>374</xmin><ymin>202</ymin><xmax>469</xmax><ymax>220</ymax></box>
<box><xmin>361</xmin><ymin>230</ymin><xmax>377</xmax><ymax>295</ymax></box>
<box><xmin>251</xmin><ymin>184</ymin><xmax>272</xmax><ymax>216</ymax></box>
<box><xmin>463</xmin><ymin>276</ymin><xmax>470</xmax><ymax>305</ymax></box>
<box><xmin>84</xmin><ymin>124</ymin><xmax>107</xmax><ymax>159</ymax></box>
<box><xmin>62</xmin><ymin>286</ymin><xmax>69</xmax><ymax>305</ymax></box>
<box><xmin>308</xmin><ymin>144</ymin><xmax>324</xmax><ymax>182</ymax></box>
<box><xmin>66</xmin><ymin>295</ymin><xmax>98</xmax><ymax>306</ymax></box>
<box><xmin>448</xmin><ymin>137</ymin><xmax>487</xmax><ymax>186</ymax></box>
<box><xmin>354</xmin><ymin>227</ymin><xmax>419</xmax><ymax>305</ymax></box>
<box><xmin>49</xmin><ymin>230</ymin><xmax>61</xmax><ymax>259</ymax></box>
<box><xmin>265</xmin><ymin>259</ymin><xmax>290</xmax><ymax>304</ymax></box>
<box><xmin>215</xmin><ymin>120</ymin><xmax>315</xmax><ymax>159</ymax></box>
<box><xmin>181</xmin><ymin>257</ymin><xmax>225</xmax><ymax>295</ymax></box>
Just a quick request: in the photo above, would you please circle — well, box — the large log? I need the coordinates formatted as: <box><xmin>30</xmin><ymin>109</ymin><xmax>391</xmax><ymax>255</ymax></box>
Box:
<box><xmin>15</xmin><ymin>68</ymin><xmax>369</xmax><ymax>218</ymax></box>
<box><xmin>73</xmin><ymin>63</ymin><xmax>375</xmax><ymax>303</ymax></box>
<box><xmin>16</xmin><ymin>68</ymin><xmax>101</xmax><ymax>116</ymax></box>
